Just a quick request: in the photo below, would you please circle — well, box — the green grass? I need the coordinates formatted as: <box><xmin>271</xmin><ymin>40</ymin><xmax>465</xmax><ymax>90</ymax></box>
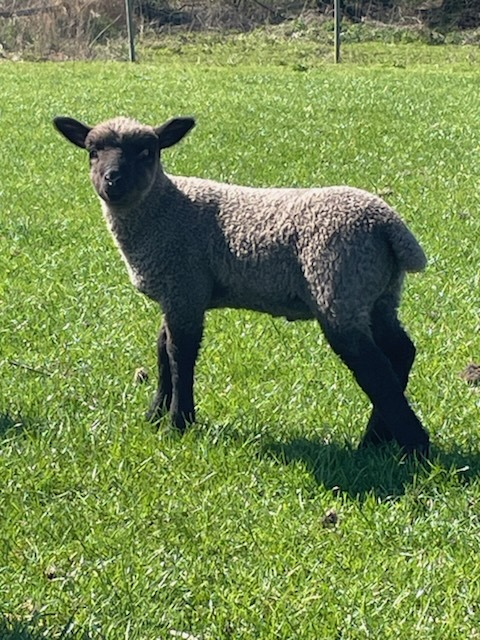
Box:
<box><xmin>138</xmin><ymin>26</ymin><xmax>480</xmax><ymax>69</ymax></box>
<box><xmin>1</xmin><ymin>40</ymin><xmax>480</xmax><ymax>638</ymax></box>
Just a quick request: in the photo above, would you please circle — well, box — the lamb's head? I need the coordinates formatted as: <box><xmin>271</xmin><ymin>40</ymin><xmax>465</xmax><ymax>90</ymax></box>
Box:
<box><xmin>53</xmin><ymin>115</ymin><xmax>195</xmax><ymax>206</ymax></box>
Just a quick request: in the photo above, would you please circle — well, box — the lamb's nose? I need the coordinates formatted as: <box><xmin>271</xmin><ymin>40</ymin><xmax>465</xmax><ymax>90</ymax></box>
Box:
<box><xmin>104</xmin><ymin>169</ymin><xmax>121</xmax><ymax>185</ymax></box>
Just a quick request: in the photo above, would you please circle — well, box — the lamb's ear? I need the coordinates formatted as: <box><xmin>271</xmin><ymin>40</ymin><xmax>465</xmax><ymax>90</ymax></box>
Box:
<box><xmin>154</xmin><ymin>117</ymin><xmax>195</xmax><ymax>150</ymax></box>
<box><xmin>53</xmin><ymin>116</ymin><xmax>92</xmax><ymax>149</ymax></box>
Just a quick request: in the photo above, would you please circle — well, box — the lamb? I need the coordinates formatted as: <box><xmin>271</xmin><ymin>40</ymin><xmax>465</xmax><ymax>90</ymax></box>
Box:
<box><xmin>53</xmin><ymin>114</ymin><xmax>430</xmax><ymax>455</ymax></box>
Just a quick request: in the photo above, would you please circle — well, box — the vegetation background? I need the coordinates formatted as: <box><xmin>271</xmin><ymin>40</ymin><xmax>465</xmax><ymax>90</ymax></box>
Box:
<box><xmin>0</xmin><ymin>0</ymin><xmax>479</xmax><ymax>59</ymax></box>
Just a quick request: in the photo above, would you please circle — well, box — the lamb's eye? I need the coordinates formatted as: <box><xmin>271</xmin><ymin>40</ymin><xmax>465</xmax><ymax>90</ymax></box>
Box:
<box><xmin>138</xmin><ymin>148</ymin><xmax>152</xmax><ymax>160</ymax></box>
<box><xmin>89</xmin><ymin>149</ymin><xmax>98</xmax><ymax>160</ymax></box>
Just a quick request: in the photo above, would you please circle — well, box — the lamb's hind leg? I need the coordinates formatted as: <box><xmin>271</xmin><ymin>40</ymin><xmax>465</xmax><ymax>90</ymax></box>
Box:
<box><xmin>321</xmin><ymin>319</ymin><xmax>429</xmax><ymax>455</ymax></box>
<box><xmin>146</xmin><ymin>321</ymin><xmax>173</xmax><ymax>423</ymax></box>
<box><xmin>360</xmin><ymin>299</ymin><xmax>417</xmax><ymax>448</ymax></box>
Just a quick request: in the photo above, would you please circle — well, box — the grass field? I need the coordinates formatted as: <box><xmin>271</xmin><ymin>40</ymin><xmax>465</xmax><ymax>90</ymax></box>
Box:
<box><xmin>1</xmin><ymin>38</ymin><xmax>480</xmax><ymax>639</ymax></box>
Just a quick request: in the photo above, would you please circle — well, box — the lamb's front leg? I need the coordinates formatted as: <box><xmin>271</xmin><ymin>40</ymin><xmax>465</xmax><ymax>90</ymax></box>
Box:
<box><xmin>146</xmin><ymin>321</ymin><xmax>172</xmax><ymax>423</ymax></box>
<box><xmin>164</xmin><ymin>320</ymin><xmax>203</xmax><ymax>432</ymax></box>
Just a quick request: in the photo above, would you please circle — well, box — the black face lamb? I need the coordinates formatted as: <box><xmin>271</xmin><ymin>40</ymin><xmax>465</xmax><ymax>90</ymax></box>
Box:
<box><xmin>53</xmin><ymin>114</ymin><xmax>430</xmax><ymax>456</ymax></box>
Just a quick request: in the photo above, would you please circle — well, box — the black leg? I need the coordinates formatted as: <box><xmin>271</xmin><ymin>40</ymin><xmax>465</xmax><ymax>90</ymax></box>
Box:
<box><xmin>165</xmin><ymin>323</ymin><xmax>203</xmax><ymax>432</ymax></box>
<box><xmin>322</xmin><ymin>323</ymin><xmax>429</xmax><ymax>455</ymax></box>
<box><xmin>146</xmin><ymin>322</ymin><xmax>172</xmax><ymax>423</ymax></box>
<box><xmin>360</xmin><ymin>307</ymin><xmax>417</xmax><ymax>448</ymax></box>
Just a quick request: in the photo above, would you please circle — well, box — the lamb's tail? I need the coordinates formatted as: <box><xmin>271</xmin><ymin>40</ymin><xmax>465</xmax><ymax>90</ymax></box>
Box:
<box><xmin>386</xmin><ymin>219</ymin><xmax>427</xmax><ymax>273</ymax></box>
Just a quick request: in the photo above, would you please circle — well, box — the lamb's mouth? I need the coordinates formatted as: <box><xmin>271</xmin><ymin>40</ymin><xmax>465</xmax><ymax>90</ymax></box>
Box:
<box><xmin>101</xmin><ymin>186</ymin><xmax>134</xmax><ymax>205</ymax></box>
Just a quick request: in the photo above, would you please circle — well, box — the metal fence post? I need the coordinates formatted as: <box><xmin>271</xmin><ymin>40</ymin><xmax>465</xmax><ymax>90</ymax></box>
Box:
<box><xmin>125</xmin><ymin>0</ymin><xmax>135</xmax><ymax>62</ymax></box>
<box><xmin>334</xmin><ymin>0</ymin><xmax>341</xmax><ymax>63</ymax></box>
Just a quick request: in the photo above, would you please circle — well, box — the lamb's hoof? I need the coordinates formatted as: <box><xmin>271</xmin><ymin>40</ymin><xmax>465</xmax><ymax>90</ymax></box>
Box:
<box><xmin>358</xmin><ymin>434</ymin><xmax>430</xmax><ymax>461</ymax></box>
<box><xmin>171</xmin><ymin>411</ymin><xmax>195</xmax><ymax>434</ymax></box>
<box><xmin>401</xmin><ymin>441</ymin><xmax>430</xmax><ymax>461</ymax></box>
<box><xmin>146</xmin><ymin>392</ymin><xmax>171</xmax><ymax>424</ymax></box>
<box><xmin>146</xmin><ymin>403</ymin><xmax>168</xmax><ymax>425</ymax></box>
<box><xmin>146</xmin><ymin>409</ymin><xmax>188</xmax><ymax>438</ymax></box>
<box><xmin>146</xmin><ymin>407</ymin><xmax>193</xmax><ymax>436</ymax></box>
<box><xmin>358</xmin><ymin>432</ymin><xmax>394</xmax><ymax>449</ymax></box>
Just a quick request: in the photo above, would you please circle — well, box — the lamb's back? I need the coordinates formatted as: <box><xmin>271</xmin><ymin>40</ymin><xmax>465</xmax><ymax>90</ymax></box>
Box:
<box><xmin>171</xmin><ymin>178</ymin><xmax>418</xmax><ymax>263</ymax></box>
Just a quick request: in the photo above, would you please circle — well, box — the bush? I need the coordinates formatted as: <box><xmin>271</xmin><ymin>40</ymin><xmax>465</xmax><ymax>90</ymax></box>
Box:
<box><xmin>0</xmin><ymin>0</ymin><xmax>127</xmax><ymax>58</ymax></box>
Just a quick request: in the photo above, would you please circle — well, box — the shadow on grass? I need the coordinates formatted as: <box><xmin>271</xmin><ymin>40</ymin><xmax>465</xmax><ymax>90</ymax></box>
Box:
<box><xmin>0</xmin><ymin>620</ymin><xmax>46</xmax><ymax>640</ymax></box>
<box><xmin>0</xmin><ymin>616</ymin><xmax>89</xmax><ymax>640</ymax></box>
<box><xmin>260</xmin><ymin>437</ymin><xmax>480</xmax><ymax>500</ymax></box>
<box><xmin>0</xmin><ymin>412</ymin><xmax>42</xmax><ymax>440</ymax></box>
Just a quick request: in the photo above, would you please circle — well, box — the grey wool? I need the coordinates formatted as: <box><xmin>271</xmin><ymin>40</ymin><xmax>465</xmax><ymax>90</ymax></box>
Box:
<box><xmin>53</xmin><ymin>114</ymin><xmax>429</xmax><ymax>455</ymax></box>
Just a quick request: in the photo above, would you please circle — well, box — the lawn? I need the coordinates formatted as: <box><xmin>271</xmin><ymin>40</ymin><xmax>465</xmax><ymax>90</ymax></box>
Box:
<box><xmin>0</xmin><ymin>38</ymin><xmax>480</xmax><ymax>638</ymax></box>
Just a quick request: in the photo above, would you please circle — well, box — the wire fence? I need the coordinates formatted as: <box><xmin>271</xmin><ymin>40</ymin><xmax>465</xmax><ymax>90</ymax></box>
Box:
<box><xmin>0</xmin><ymin>0</ymin><xmax>477</xmax><ymax>60</ymax></box>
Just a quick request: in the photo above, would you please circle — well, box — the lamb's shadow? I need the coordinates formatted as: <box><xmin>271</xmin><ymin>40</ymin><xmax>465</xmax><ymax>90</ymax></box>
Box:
<box><xmin>0</xmin><ymin>616</ymin><xmax>90</xmax><ymax>640</ymax></box>
<box><xmin>260</xmin><ymin>437</ymin><xmax>480</xmax><ymax>500</ymax></box>
<box><xmin>0</xmin><ymin>412</ymin><xmax>43</xmax><ymax>441</ymax></box>
<box><xmin>0</xmin><ymin>620</ymin><xmax>45</xmax><ymax>640</ymax></box>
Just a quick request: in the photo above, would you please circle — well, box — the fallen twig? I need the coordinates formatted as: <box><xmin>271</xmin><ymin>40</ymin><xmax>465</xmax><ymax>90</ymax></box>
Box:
<box><xmin>8</xmin><ymin>359</ymin><xmax>53</xmax><ymax>377</ymax></box>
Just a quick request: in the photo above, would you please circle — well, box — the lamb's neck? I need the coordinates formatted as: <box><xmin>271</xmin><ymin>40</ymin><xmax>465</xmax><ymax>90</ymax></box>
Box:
<box><xmin>100</xmin><ymin>173</ymin><xmax>170</xmax><ymax>247</ymax></box>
